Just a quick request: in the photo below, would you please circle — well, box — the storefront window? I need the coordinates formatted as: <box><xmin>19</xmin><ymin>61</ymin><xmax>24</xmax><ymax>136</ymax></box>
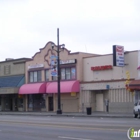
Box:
<box><xmin>61</xmin><ymin>67</ymin><xmax>76</xmax><ymax>80</ymax></box>
<box><xmin>71</xmin><ymin>67</ymin><xmax>76</xmax><ymax>79</ymax></box>
<box><xmin>29</xmin><ymin>70</ymin><xmax>42</xmax><ymax>83</ymax></box>
<box><xmin>52</xmin><ymin>76</ymin><xmax>57</xmax><ymax>81</ymax></box>
<box><xmin>34</xmin><ymin>71</ymin><xmax>37</xmax><ymax>82</ymax></box>
<box><xmin>61</xmin><ymin>68</ymin><xmax>65</xmax><ymax>80</ymax></box>
<box><xmin>29</xmin><ymin>72</ymin><xmax>33</xmax><ymax>82</ymax></box>
<box><xmin>28</xmin><ymin>94</ymin><xmax>46</xmax><ymax>110</ymax></box>
<box><xmin>28</xmin><ymin>95</ymin><xmax>33</xmax><ymax>108</ymax></box>
<box><xmin>37</xmin><ymin>71</ymin><xmax>41</xmax><ymax>81</ymax></box>
<box><xmin>40</xmin><ymin>94</ymin><xmax>46</xmax><ymax>108</ymax></box>
<box><xmin>18</xmin><ymin>98</ymin><xmax>23</xmax><ymax>108</ymax></box>
<box><xmin>66</xmin><ymin>68</ymin><xmax>71</xmax><ymax>79</ymax></box>
<box><xmin>45</xmin><ymin>70</ymin><xmax>49</xmax><ymax>81</ymax></box>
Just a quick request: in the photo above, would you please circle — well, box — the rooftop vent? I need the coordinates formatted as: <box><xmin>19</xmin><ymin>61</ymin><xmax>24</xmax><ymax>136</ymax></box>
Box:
<box><xmin>5</xmin><ymin>58</ymin><xmax>14</xmax><ymax>61</ymax></box>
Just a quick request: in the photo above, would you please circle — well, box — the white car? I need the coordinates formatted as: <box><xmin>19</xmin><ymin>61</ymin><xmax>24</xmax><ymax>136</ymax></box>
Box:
<box><xmin>133</xmin><ymin>100</ymin><xmax>140</xmax><ymax>118</ymax></box>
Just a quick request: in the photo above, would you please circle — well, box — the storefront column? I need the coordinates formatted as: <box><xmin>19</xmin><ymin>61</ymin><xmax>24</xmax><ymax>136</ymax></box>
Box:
<box><xmin>25</xmin><ymin>95</ymin><xmax>28</xmax><ymax>111</ymax></box>
<box><xmin>54</xmin><ymin>94</ymin><xmax>56</xmax><ymax>112</ymax></box>
<box><xmin>45</xmin><ymin>95</ymin><xmax>48</xmax><ymax>112</ymax></box>
<box><xmin>80</xmin><ymin>90</ymin><xmax>91</xmax><ymax>113</ymax></box>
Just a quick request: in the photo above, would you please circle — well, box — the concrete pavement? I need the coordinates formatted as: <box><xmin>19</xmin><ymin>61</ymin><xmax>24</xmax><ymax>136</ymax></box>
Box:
<box><xmin>0</xmin><ymin>111</ymin><xmax>134</xmax><ymax>118</ymax></box>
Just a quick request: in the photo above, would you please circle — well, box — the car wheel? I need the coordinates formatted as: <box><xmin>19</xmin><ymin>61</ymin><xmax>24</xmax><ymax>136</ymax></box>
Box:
<box><xmin>133</xmin><ymin>110</ymin><xmax>138</xmax><ymax>118</ymax></box>
<box><xmin>134</xmin><ymin>113</ymin><xmax>138</xmax><ymax>118</ymax></box>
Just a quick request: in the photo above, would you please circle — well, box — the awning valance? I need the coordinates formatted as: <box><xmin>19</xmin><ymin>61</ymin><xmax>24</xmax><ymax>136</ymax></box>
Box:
<box><xmin>46</xmin><ymin>80</ymin><xmax>80</xmax><ymax>93</ymax></box>
<box><xmin>129</xmin><ymin>80</ymin><xmax>140</xmax><ymax>90</ymax></box>
<box><xmin>19</xmin><ymin>83</ymin><xmax>46</xmax><ymax>94</ymax></box>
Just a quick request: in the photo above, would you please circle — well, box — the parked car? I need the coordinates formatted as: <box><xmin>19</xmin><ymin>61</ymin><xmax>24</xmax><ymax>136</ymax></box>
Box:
<box><xmin>133</xmin><ymin>100</ymin><xmax>140</xmax><ymax>118</ymax></box>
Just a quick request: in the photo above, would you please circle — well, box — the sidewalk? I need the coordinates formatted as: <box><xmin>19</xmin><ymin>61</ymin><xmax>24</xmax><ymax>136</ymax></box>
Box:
<box><xmin>0</xmin><ymin>111</ymin><xmax>134</xmax><ymax>118</ymax></box>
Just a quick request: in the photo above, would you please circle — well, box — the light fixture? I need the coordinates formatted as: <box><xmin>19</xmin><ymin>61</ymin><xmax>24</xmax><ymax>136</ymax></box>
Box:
<box><xmin>51</xmin><ymin>43</ymin><xmax>54</xmax><ymax>49</ymax></box>
<box><xmin>61</xmin><ymin>44</ymin><xmax>65</xmax><ymax>51</ymax></box>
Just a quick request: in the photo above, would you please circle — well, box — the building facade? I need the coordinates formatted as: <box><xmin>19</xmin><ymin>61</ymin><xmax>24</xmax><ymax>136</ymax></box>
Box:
<box><xmin>80</xmin><ymin>50</ymin><xmax>140</xmax><ymax>113</ymax></box>
<box><xmin>19</xmin><ymin>41</ymin><xmax>95</xmax><ymax>112</ymax></box>
<box><xmin>0</xmin><ymin>58</ymin><xmax>31</xmax><ymax>111</ymax></box>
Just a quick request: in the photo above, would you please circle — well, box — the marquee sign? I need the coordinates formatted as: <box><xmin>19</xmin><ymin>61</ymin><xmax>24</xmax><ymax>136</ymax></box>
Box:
<box><xmin>60</xmin><ymin>59</ymin><xmax>76</xmax><ymax>65</ymax></box>
<box><xmin>28</xmin><ymin>64</ymin><xmax>44</xmax><ymax>69</ymax></box>
<box><xmin>91</xmin><ymin>65</ymin><xmax>113</xmax><ymax>71</ymax></box>
<box><xmin>113</xmin><ymin>45</ymin><xmax>124</xmax><ymax>67</ymax></box>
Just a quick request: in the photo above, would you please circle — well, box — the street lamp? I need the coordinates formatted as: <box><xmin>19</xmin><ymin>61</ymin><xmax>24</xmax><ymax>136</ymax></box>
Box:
<box><xmin>51</xmin><ymin>28</ymin><xmax>65</xmax><ymax>114</ymax></box>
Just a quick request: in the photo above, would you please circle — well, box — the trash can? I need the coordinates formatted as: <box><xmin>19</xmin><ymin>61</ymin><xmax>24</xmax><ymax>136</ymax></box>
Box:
<box><xmin>86</xmin><ymin>107</ymin><xmax>92</xmax><ymax>115</ymax></box>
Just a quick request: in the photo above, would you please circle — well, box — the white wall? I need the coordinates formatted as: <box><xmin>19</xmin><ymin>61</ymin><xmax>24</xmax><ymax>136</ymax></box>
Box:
<box><xmin>83</xmin><ymin>51</ymin><xmax>138</xmax><ymax>81</ymax></box>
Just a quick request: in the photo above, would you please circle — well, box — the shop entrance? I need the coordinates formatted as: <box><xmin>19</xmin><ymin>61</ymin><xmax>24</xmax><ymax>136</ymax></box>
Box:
<box><xmin>28</xmin><ymin>94</ymin><xmax>46</xmax><ymax>111</ymax></box>
<box><xmin>33</xmin><ymin>95</ymin><xmax>41</xmax><ymax>111</ymax></box>
<box><xmin>2</xmin><ymin>94</ymin><xmax>18</xmax><ymax>111</ymax></box>
<box><xmin>48</xmin><ymin>96</ymin><xmax>53</xmax><ymax>111</ymax></box>
<box><xmin>96</xmin><ymin>93</ymin><xmax>104</xmax><ymax>111</ymax></box>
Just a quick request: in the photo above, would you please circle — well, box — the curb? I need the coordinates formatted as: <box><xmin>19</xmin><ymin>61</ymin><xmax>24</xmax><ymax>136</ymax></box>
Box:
<box><xmin>0</xmin><ymin>113</ymin><xmax>133</xmax><ymax>118</ymax></box>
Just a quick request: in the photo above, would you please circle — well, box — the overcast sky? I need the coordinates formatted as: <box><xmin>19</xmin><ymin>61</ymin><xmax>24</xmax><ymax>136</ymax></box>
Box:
<box><xmin>0</xmin><ymin>0</ymin><xmax>140</xmax><ymax>61</ymax></box>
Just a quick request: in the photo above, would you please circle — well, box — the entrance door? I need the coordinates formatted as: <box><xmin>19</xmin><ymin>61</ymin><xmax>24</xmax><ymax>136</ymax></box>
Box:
<box><xmin>96</xmin><ymin>93</ymin><xmax>104</xmax><ymax>111</ymax></box>
<box><xmin>33</xmin><ymin>95</ymin><xmax>41</xmax><ymax>111</ymax></box>
<box><xmin>48</xmin><ymin>97</ymin><xmax>53</xmax><ymax>111</ymax></box>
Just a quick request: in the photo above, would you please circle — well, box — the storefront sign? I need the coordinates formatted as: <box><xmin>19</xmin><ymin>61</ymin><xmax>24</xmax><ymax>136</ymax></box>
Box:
<box><xmin>28</xmin><ymin>64</ymin><xmax>44</xmax><ymax>69</ymax></box>
<box><xmin>91</xmin><ymin>65</ymin><xmax>113</xmax><ymax>71</ymax></box>
<box><xmin>60</xmin><ymin>59</ymin><xmax>76</xmax><ymax>65</ymax></box>
<box><xmin>18</xmin><ymin>94</ymin><xmax>23</xmax><ymax>98</ymax></box>
<box><xmin>71</xmin><ymin>92</ymin><xmax>76</xmax><ymax>96</ymax></box>
<box><xmin>0</xmin><ymin>89</ymin><xmax>7</xmax><ymax>93</ymax></box>
<box><xmin>113</xmin><ymin>45</ymin><xmax>124</xmax><ymax>67</ymax></box>
<box><xmin>50</xmin><ymin>55</ymin><xmax>58</xmax><ymax>76</ymax></box>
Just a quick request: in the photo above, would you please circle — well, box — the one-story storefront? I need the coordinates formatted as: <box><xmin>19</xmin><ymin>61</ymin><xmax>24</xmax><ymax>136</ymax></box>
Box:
<box><xmin>0</xmin><ymin>58</ymin><xmax>31</xmax><ymax>111</ymax></box>
<box><xmin>80</xmin><ymin>47</ymin><xmax>140</xmax><ymax>113</ymax></box>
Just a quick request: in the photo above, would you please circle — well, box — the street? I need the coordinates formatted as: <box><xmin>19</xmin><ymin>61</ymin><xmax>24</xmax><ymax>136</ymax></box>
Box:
<box><xmin>0</xmin><ymin>115</ymin><xmax>139</xmax><ymax>140</ymax></box>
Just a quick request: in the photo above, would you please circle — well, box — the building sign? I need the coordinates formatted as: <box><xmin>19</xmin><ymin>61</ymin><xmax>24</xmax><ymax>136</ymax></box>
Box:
<box><xmin>60</xmin><ymin>59</ymin><xmax>76</xmax><ymax>65</ymax></box>
<box><xmin>91</xmin><ymin>65</ymin><xmax>113</xmax><ymax>71</ymax></box>
<box><xmin>50</xmin><ymin>55</ymin><xmax>58</xmax><ymax>76</ymax></box>
<box><xmin>113</xmin><ymin>45</ymin><xmax>124</xmax><ymax>67</ymax></box>
<box><xmin>71</xmin><ymin>92</ymin><xmax>76</xmax><ymax>96</ymax></box>
<box><xmin>28</xmin><ymin>64</ymin><xmax>44</xmax><ymax>69</ymax></box>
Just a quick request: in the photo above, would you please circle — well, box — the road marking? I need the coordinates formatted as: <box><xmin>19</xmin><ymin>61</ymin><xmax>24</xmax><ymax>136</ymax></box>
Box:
<box><xmin>58</xmin><ymin>136</ymin><xmax>92</xmax><ymax>140</ymax></box>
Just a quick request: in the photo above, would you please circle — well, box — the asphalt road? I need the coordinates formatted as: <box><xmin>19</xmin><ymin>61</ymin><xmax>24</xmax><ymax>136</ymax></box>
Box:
<box><xmin>0</xmin><ymin>115</ymin><xmax>139</xmax><ymax>140</ymax></box>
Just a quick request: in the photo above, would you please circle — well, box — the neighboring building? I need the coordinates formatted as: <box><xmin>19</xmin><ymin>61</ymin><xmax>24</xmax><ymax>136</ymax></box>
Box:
<box><xmin>19</xmin><ymin>41</ymin><xmax>95</xmax><ymax>112</ymax></box>
<box><xmin>129</xmin><ymin>50</ymin><xmax>140</xmax><ymax>103</ymax></box>
<box><xmin>0</xmin><ymin>58</ymin><xmax>31</xmax><ymax>111</ymax></box>
<box><xmin>80</xmin><ymin>50</ymin><xmax>140</xmax><ymax>113</ymax></box>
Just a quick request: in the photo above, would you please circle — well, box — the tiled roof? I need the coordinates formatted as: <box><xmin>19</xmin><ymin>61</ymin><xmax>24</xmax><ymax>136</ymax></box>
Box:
<box><xmin>0</xmin><ymin>75</ymin><xmax>25</xmax><ymax>87</ymax></box>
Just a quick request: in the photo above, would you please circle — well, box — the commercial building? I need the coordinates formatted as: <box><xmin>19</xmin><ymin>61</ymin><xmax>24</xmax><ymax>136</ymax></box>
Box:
<box><xmin>0</xmin><ymin>58</ymin><xmax>31</xmax><ymax>111</ymax></box>
<box><xmin>2</xmin><ymin>43</ymin><xmax>140</xmax><ymax>113</ymax></box>
<box><xmin>19</xmin><ymin>41</ymin><xmax>95</xmax><ymax>112</ymax></box>
<box><xmin>80</xmin><ymin>48</ymin><xmax>140</xmax><ymax>113</ymax></box>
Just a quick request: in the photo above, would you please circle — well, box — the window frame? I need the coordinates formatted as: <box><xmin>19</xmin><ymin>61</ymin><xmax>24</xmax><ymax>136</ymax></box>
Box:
<box><xmin>45</xmin><ymin>69</ymin><xmax>50</xmax><ymax>81</ymax></box>
<box><xmin>28</xmin><ymin>70</ymin><xmax>42</xmax><ymax>83</ymax></box>
<box><xmin>60</xmin><ymin>66</ymin><xmax>76</xmax><ymax>80</ymax></box>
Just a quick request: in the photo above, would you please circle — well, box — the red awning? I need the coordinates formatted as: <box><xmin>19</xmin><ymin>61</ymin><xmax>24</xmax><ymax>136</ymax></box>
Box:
<box><xmin>46</xmin><ymin>80</ymin><xmax>80</xmax><ymax>93</ymax></box>
<box><xmin>129</xmin><ymin>80</ymin><xmax>140</xmax><ymax>90</ymax></box>
<box><xmin>19</xmin><ymin>83</ymin><xmax>46</xmax><ymax>94</ymax></box>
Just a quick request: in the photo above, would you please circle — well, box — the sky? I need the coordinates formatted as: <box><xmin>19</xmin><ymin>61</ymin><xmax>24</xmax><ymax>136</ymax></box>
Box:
<box><xmin>0</xmin><ymin>0</ymin><xmax>140</xmax><ymax>61</ymax></box>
